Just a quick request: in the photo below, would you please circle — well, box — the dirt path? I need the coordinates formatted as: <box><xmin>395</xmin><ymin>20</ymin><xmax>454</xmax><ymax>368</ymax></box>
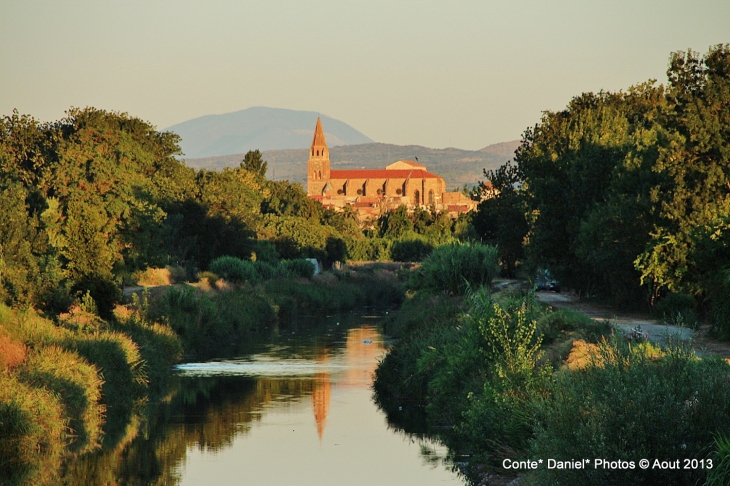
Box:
<box><xmin>535</xmin><ymin>291</ymin><xmax>730</xmax><ymax>359</ymax></box>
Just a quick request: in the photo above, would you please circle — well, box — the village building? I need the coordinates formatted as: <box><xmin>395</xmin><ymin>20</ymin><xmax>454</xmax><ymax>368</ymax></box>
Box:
<box><xmin>306</xmin><ymin>118</ymin><xmax>477</xmax><ymax>219</ymax></box>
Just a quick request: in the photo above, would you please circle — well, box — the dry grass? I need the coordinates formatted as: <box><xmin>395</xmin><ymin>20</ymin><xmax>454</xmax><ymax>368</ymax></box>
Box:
<box><xmin>0</xmin><ymin>329</ymin><xmax>27</xmax><ymax>370</ymax></box>
<box><xmin>134</xmin><ymin>267</ymin><xmax>173</xmax><ymax>287</ymax></box>
<box><xmin>564</xmin><ymin>339</ymin><xmax>601</xmax><ymax>370</ymax></box>
<box><xmin>58</xmin><ymin>304</ymin><xmax>104</xmax><ymax>331</ymax></box>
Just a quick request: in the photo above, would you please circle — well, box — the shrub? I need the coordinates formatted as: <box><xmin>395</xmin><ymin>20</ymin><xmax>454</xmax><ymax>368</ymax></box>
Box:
<box><xmin>160</xmin><ymin>286</ymin><xmax>229</xmax><ymax>358</ymax></box>
<box><xmin>345</xmin><ymin>237</ymin><xmax>392</xmax><ymax>261</ymax></box>
<box><xmin>391</xmin><ymin>238</ymin><xmax>434</xmax><ymax>262</ymax></box>
<box><xmin>527</xmin><ymin>338</ymin><xmax>730</xmax><ymax>486</ymax></box>
<box><xmin>281</xmin><ymin>259</ymin><xmax>316</xmax><ymax>279</ymax></box>
<box><xmin>409</xmin><ymin>243</ymin><xmax>500</xmax><ymax>295</ymax></box>
<box><xmin>113</xmin><ymin>296</ymin><xmax>182</xmax><ymax>397</ymax></box>
<box><xmin>252</xmin><ymin>260</ymin><xmax>278</xmax><ymax>281</ymax></box>
<box><xmin>209</xmin><ymin>256</ymin><xmax>259</xmax><ymax>284</ymax></box>
<box><xmin>197</xmin><ymin>271</ymin><xmax>219</xmax><ymax>287</ymax></box>
<box><xmin>251</xmin><ymin>239</ymin><xmax>279</xmax><ymax>264</ymax></box>
<box><xmin>71</xmin><ymin>275</ymin><xmax>121</xmax><ymax>321</ymax></box>
<box><xmin>374</xmin><ymin>289</ymin><xmax>478</xmax><ymax>435</ymax></box>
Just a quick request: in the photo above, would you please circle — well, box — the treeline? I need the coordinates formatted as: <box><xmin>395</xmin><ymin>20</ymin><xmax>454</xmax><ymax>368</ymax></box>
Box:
<box><xmin>0</xmin><ymin>108</ymin><xmax>470</xmax><ymax>317</ymax></box>
<box><xmin>475</xmin><ymin>45</ymin><xmax>730</xmax><ymax>330</ymax></box>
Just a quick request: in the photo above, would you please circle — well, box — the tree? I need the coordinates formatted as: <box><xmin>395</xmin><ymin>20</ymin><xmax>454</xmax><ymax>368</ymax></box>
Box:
<box><xmin>240</xmin><ymin>150</ymin><xmax>268</xmax><ymax>180</ymax></box>
<box><xmin>635</xmin><ymin>45</ymin><xmax>730</xmax><ymax>302</ymax></box>
<box><xmin>472</xmin><ymin>161</ymin><xmax>528</xmax><ymax>277</ymax></box>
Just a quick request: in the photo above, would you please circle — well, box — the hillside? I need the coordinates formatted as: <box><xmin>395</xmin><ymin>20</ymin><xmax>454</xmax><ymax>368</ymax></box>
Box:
<box><xmin>164</xmin><ymin>107</ymin><xmax>373</xmax><ymax>158</ymax></box>
<box><xmin>183</xmin><ymin>141</ymin><xmax>521</xmax><ymax>189</ymax></box>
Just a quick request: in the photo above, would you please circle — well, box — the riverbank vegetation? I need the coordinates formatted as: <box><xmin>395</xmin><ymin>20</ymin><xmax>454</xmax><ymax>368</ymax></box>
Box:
<box><xmin>375</xmin><ymin>263</ymin><xmax>730</xmax><ymax>485</ymax></box>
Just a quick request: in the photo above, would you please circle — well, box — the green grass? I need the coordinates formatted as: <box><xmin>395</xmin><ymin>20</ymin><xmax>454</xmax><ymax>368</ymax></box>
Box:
<box><xmin>0</xmin><ymin>372</ymin><xmax>66</xmax><ymax>486</ymax></box>
<box><xmin>18</xmin><ymin>345</ymin><xmax>104</xmax><ymax>454</ymax></box>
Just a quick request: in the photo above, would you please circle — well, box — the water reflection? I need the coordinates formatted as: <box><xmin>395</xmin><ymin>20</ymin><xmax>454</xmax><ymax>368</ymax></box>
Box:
<box><xmin>55</xmin><ymin>315</ymin><xmax>462</xmax><ymax>486</ymax></box>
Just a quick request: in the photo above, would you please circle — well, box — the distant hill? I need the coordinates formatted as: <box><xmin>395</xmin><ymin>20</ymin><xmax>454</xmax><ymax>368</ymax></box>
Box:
<box><xmin>480</xmin><ymin>140</ymin><xmax>522</xmax><ymax>159</ymax></box>
<box><xmin>183</xmin><ymin>141</ymin><xmax>521</xmax><ymax>189</ymax></box>
<box><xmin>164</xmin><ymin>107</ymin><xmax>373</xmax><ymax>158</ymax></box>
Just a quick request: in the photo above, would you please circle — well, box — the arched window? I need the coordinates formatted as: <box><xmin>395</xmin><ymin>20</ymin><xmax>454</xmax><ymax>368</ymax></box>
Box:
<box><xmin>318</xmin><ymin>171</ymin><xmax>322</xmax><ymax>179</ymax></box>
<box><xmin>428</xmin><ymin>190</ymin><xmax>434</xmax><ymax>205</ymax></box>
<box><xmin>413</xmin><ymin>190</ymin><xmax>420</xmax><ymax>206</ymax></box>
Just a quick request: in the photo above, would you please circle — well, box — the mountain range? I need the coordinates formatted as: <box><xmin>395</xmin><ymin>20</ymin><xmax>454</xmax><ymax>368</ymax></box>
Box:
<box><xmin>167</xmin><ymin>106</ymin><xmax>520</xmax><ymax>188</ymax></box>
<box><xmin>183</xmin><ymin>141</ymin><xmax>520</xmax><ymax>189</ymax></box>
<box><xmin>164</xmin><ymin>107</ymin><xmax>373</xmax><ymax>158</ymax></box>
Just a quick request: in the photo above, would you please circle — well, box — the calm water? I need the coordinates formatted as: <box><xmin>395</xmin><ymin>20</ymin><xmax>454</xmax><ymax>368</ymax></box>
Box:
<box><xmin>60</xmin><ymin>314</ymin><xmax>464</xmax><ymax>485</ymax></box>
<box><xmin>172</xmin><ymin>314</ymin><xmax>462</xmax><ymax>486</ymax></box>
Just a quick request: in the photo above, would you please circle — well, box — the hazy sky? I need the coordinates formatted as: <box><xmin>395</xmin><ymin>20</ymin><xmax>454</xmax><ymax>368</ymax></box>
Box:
<box><xmin>1</xmin><ymin>1</ymin><xmax>728</xmax><ymax>150</ymax></box>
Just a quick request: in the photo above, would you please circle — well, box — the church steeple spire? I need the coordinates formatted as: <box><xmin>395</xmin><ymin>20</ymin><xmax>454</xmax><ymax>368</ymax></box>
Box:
<box><xmin>311</xmin><ymin>117</ymin><xmax>328</xmax><ymax>150</ymax></box>
<box><xmin>307</xmin><ymin>117</ymin><xmax>331</xmax><ymax>195</ymax></box>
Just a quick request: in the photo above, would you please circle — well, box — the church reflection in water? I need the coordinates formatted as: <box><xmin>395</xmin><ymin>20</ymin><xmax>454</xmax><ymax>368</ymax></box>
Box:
<box><xmin>54</xmin><ymin>322</ymin><xmax>390</xmax><ymax>486</ymax></box>
<box><xmin>310</xmin><ymin>325</ymin><xmax>383</xmax><ymax>440</ymax></box>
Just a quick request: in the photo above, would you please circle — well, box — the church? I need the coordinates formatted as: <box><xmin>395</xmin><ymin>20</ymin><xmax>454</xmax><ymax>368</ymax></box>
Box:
<box><xmin>306</xmin><ymin>118</ymin><xmax>476</xmax><ymax>218</ymax></box>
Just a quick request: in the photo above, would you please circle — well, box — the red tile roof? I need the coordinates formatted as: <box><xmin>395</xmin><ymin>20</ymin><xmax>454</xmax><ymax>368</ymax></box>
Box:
<box><xmin>329</xmin><ymin>169</ymin><xmax>441</xmax><ymax>179</ymax></box>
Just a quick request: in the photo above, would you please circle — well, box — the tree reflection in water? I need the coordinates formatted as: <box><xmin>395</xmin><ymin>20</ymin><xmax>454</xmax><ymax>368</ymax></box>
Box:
<box><xmin>54</xmin><ymin>317</ymin><xmax>393</xmax><ymax>486</ymax></box>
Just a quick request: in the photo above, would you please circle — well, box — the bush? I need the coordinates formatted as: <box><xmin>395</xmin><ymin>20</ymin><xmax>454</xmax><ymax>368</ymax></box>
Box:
<box><xmin>197</xmin><ymin>271</ymin><xmax>219</xmax><ymax>287</ymax></box>
<box><xmin>373</xmin><ymin>293</ymin><xmax>464</xmax><ymax>432</ymax></box>
<box><xmin>408</xmin><ymin>243</ymin><xmax>500</xmax><ymax>295</ymax></box>
<box><xmin>113</xmin><ymin>297</ymin><xmax>182</xmax><ymax>397</ymax></box>
<box><xmin>345</xmin><ymin>237</ymin><xmax>392</xmax><ymax>261</ymax></box>
<box><xmin>209</xmin><ymin>256</ymin><xmax>259</xmax><ymax>284</ymax></box>
<box><xmin>71</xmin><ymin>275</ymin><xmax>121</xmax><ymax>321</ymax></box>
<box><xmin>391</xmin><ymin>238</ymin><xmax>434</xmax><ymax>262</ymax></box>
<box><xmin>160</xmin><ymin>286</ymin><xmax>229</xmax><ymax>358</ymax></box>
<box><xmin>281</xmin><ymin>259</ymin><xmax>316</xmax><ymax>279</ymax></box>
<box><xmin>251</xmin><ymin>239</ymin><xmax>279</xmax><ymax>264</ymax></box>
<box><xmin>527</xmin><ymin>338</ymin><xmax>730</xmax><ymax>486</ymax></box>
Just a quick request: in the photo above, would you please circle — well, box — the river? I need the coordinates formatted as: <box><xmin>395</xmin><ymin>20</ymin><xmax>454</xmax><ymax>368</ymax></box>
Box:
<box><xmin>59</xmin><ymin>313</ymin><xmax>464</xmax><ymax>485</ymax></box>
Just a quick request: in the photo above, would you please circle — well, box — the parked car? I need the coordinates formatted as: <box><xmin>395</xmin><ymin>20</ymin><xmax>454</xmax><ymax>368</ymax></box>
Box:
<box><xmin>535</xmin><ymin>269</ymin><xmax>561</xmax><ymax>292</ymax></box>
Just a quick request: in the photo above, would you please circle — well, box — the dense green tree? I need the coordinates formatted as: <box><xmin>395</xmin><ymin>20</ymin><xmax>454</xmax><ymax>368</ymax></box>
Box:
<box><xmin>378</xmin><ymin>206</ymin><xmax>414</xmax><ymax>239</ymax></box>
<box><xmin>635</xmin><ymin>45</ymin><xmax>730</xmax><ymax>302</ymax></box>
<box><xmin>240</xmin><ymin>149</ymin><xmax>268</xmax><ymax>180</ymax></box>
<box><xmin>472</xmin><ymin>161</ymin><xmax>528</xmax><ymax>277</ymax></box>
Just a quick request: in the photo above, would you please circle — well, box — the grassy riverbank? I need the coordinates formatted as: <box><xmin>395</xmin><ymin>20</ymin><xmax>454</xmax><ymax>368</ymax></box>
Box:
<box><xmin>0</xmin><ymin>302</ymin><xmax>181</xmax><ymax>486</ymax></box>
<box><xmin>150</xmin><ymin>259</ymin><xmax>405</xmax><ymax>359</ymax></box>
<box><xmin>0</xmin><ymin>259</ymin><xmax>403</xmax><ymax>486</ymax></box>
<box><xmin>373</xmin><ymin>248</ymin><xmax>730</xmax><ymax>485</ymax></box>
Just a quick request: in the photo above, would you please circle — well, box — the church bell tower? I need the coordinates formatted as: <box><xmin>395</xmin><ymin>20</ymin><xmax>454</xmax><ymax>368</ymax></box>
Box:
<box><xmin>307</xmin><ymin>118</ymin><xmax>331</xmax><ymax>195</ymax></box>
